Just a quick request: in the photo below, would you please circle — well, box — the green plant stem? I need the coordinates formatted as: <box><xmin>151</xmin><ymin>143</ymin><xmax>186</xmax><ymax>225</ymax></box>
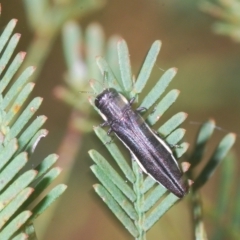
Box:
<box><xmin>57</xmin><ymin>111</ymin><xmax>85</xmax><ymax>169</ymax></box>
<box><xmin>41</xmin><ymin>111</ymin><xmax>85</xmax><ymax>238</ymax></box>
<box><xmin>23</xmin><ymin>32</ymin><xmax>56</xmax><ymax>81</ymax></box>
<box><xmin>133</xmin><ymin>161</ymin><xmax>146</xmax><ymax>240</ymax></box>
<box><xmin>190</xmin><ymin>189</ymin><xmax>208</xmax><ymax>240</ymax></box>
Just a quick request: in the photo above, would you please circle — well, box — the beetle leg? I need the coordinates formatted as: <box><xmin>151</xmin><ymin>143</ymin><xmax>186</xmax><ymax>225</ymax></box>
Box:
<box><xmin>107</xmin><ymin>127</ymin><xmax>113</xmax><ymax>135</ymax></box>
<box><xmin>129</xmin><ymin>97</ymin><xmax>136</xmax><ymax>106</ymax></box>
<box><xmin>169</xmin><ymin>144</ymin><xmax>181</xmax><ymax>149</ymax></box>
<box><xmin>105</xmin><ymin>131</ymin><xmax>115</xmax><ymax>144</ymax></box>
<box><xmin>99</xmin><ymin>121</ymin><xmax>110</xmax><ymax>128</ymax></box>
<box><xmin>136</xmin><ymin>106</ymin><xmax>147</xmax><ymax>113</ymax></box>
<box><xmin>129</xmin><ymin>96</ymin><xmax>147</xmax><ymax>113</ymax></box>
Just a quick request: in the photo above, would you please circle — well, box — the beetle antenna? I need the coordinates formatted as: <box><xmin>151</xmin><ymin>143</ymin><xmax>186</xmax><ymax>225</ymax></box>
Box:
<box><xmin>79</xmin><ymin>90</ymin><xmax>96</xmax><ymax>95</ymax></box>
<box><xmin>155</xmin><ymin>63</ymin><xmax>165</xmax><ymax>72</ymax></box>
<box><xmin>189</xmin><ymin>121</ymin><xmax>240</xmax><ymax>137</ymax></box>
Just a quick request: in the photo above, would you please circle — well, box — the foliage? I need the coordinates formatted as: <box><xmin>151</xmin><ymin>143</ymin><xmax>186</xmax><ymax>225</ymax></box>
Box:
<box><xmin>56</xmin><ymin>22</ymin><xmax>120</xmax><ymax>123</ymax></box>
<box><xmin>18</xmin><ymin>0</ymin><xmax>105</xmax><ymax>82</ymax></box>
<box><xmin>88</xmin><ymin>39</ymin><xmax>236</xmax><ymax>239</ymax></box>
<box><xmin>56</xmin><ymin>16</ymin><xmax>238</xmax><ymax>239</ymax></box>
<box><xmin>187</xmin><ymin>120</ymin><xmax>236</xmax><ymax>239</ymax></box>
<box><xmin>0</xmin><ymin>11</ymin><xmax>66</xmax><ymax>239</ymax></box>
<box><xmin>210</xmin><ymin>153</ymin><xmax>240</xmax><ymax>239</ymax></box>
<box><xmin>200</xmin><ymin>0</ymin><xmax>240</xmax><ymax>42</ymax></box>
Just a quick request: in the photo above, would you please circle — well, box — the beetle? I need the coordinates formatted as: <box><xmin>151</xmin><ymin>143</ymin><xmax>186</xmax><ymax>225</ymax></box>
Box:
<box><xmin>95</xmin><ymin>87</ymin><xmax>188</xmax><ymax>198</ymax></box>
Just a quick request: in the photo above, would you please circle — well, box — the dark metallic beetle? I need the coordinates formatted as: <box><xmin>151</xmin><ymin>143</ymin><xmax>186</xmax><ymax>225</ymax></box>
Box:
<box><xmin>95</xmin><ymin>88</ymin><xmax>188</xmax><ymax>198</ymax></box>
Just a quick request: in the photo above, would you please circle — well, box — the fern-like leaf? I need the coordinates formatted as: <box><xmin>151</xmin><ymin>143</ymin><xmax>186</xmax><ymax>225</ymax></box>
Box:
<box><xmin>90</xmin><ymin>37</ymin><xmax>236</xmax><ymax>239</ymax></box>
<box><xmin>90</xmin><ymin>39</ymin><xmax>188</xmax><ymax>239</ymax></box>
<box><xmin>187</xmin><ymin>120</ymin><xmax>236</xmax><ymax>239</ymax></box>
<box><xmin>0</xmin><ymin>14</ymin><xmax>66</xmax><ymax>239</ymax></box>
<box><xmin>200</xmin><ymin>0</ymin><xmax>240</xmax><ymax>42</ymax></box>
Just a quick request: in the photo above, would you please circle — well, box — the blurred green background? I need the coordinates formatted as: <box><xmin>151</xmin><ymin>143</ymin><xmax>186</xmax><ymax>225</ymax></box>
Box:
<box><xmin>1</xmin><ymin>0</ymin><xmax>240</xmax><ymax>239</ymax></box>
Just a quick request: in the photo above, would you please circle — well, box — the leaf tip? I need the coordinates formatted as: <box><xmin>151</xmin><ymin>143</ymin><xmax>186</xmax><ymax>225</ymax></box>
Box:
<box><xmin>25</xmin><ymin>210</ymin><xmax>33</xmax><ymax>217</ymax></box>
<box><xmin>29</xmin><ymin>82</ymin><xmax>36</xmax><ymax>89</ymax></box>
<box><xmin>38</xmin><ymin>96</ymin><xmax>43</xmax><ymax>102</ymax></box>
<box><xmin>117</xmin><ymin>38</ymin><xmax>124</xmax><ymax>44</ymax></box>
<box><xmin>93</xmin><ymin>183</ymin><xmax>100</xmax><ymax>190</ymax></box>
<box><xmin>42</xmin><ymin>129</ymin><xmax>49</xmax><ymax>136</ymax></box>
<box><xmin>181</xmin><ymin>112</ymin><xmax>188</xmax><ymax>120</ymax></box>
<box><xmin>90</xmin><ymin>164</ymin><xmax>95</xmax><ymax>172</ymax></box>
<box><xmin>95</xmin><ymin>55</ymin><xmax>101</xmax><ymax>61</ymax></box>
<box><xmin>89</xmin><ymin>78</ymin><xmax>96</xmax><ymax>88</ymax></box>
<box><xmin>88</xmin><ymin>96</ymin><xmax>94</xmax><ymax>105</ymax></box>
<box><xmin>184</xmin><ymin>142</ymin><xmax>190</xmax><ymax>148</ymax></box>
<box><xmin>40</xmin><ymin>115</ymin><xmax>48</xmax><ymax>122</ymax></box>
<box><xmin>11</xmin><ymin>18</ymin><xmax>18</xmax><ymax>25</ymax></box>
<box><xmin>208</xmin><ymin>118</ymin><xmax>216</xmax><ymax>125</ymax></box>
<box><xmin>15</xmin><ymin>33</ymin><xmax>21</xmax><ymax>39</ymax></box>
<box><xmin>153</xmin><ymin>40</ymin><xmax>162</xmax><ymax>50</ymax></box>
<box><xmin>88</xmin><ymin>149</ymin><xmax>96</xmax><ymax>158</ymax></box>
<box><xmin>174</xmin><ymin>89</ymin><xmax>180</xmax><ymax>95</ymax></box>
<box><xmin>173</xmin><ymin>67</ymin><xmax>178</xmax><ymax>73</ymax></box>
<box><xmin>12</xmin><ymin>138</ymin><xmax>19</xmax><ymax>148</ymax></box>
<box><xmin>88</xmin><ymin>22</ymin><xmax>101</xmax><ymax>29</ymax></box>
<box><xmin>61</xmin><ymin>184</ymin><xmax>68</xmax><ymax>191</ymax></box>
<box><xmin>22</xmin><ymin>151</ymin><xmax>28</xmax><ymax>159</ymax></box>
<box><xmin>32</xmin><ymin>169</ymin><xmax>38</xmax><ymax>176</ymax></box>
<box><xmin>53</xmin><ymin>166</ymin><xmax>62</xmax><ymax>174</ymax></box>
<box><xmin>52</xmin><ymin>153</ymin><xmax>59</xmax><ymax>159</ymax></box>
<box><xmin>19</xmin><ymin>51</ymin><xmax>26</xmax><ymax>60</ymax></box>
<box><xmin>188</xmin><ymin>179</ymin><xmax>194</xmax><ymax>187</ymax></box>
<box><xmin>228</xmin><ymin>132</ymin><xmax>237</xmax><ymax>141</ymax></box>
<box><xmin>31</xmin><ymin>66</ymin><xmax>37</xmax><ymax>72</ymax></box>
<box><xmin>181</xmin><ymin>161</ymin><xmax>191</xmax><ymax>172</ymax></box>
<box><xmin>29</xmin><ymin>187</ymin><xmax>35</xmax><ymax>195</ymax></box>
